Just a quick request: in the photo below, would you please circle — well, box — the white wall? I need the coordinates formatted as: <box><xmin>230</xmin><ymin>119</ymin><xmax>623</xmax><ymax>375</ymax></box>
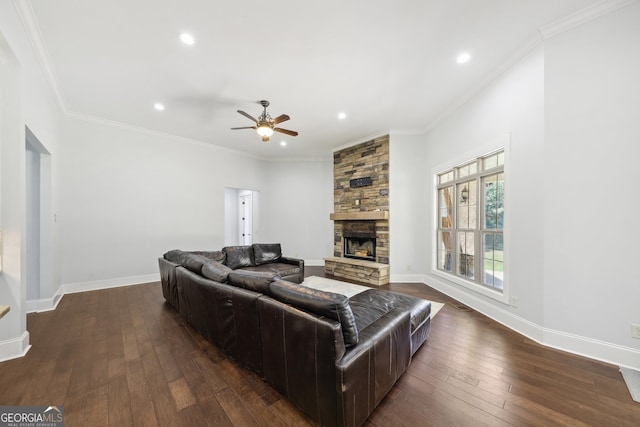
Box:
<box><xmin>543</xmin><ymin>3</ymin><xmax>640</xmax><ymax>360</ymax></box>
<box><xmin>261</xmin><ymin>160</ymin><xmax>333</xmax><ymax>264</ymax></box>
<box><xmin>389</xmin><ymin>132</ymin><xmax>429</xmax><ymax>281</ymax></box>
<box><xmin>58</xmin><ymin>118</ymin><xmax>270</xmax><ymax>286</ymax></box>
<box><xmin>0</xmin><ymin>2</ymin><xmax>62</xmax><ymax>360</ymax></box>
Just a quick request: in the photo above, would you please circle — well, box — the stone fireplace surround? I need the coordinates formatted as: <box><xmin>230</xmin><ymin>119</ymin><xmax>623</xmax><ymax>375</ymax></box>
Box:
<box><xmin>325</xmin><ymin>136</ymin><xmax>390</xmax><ymax>286</ymax></box>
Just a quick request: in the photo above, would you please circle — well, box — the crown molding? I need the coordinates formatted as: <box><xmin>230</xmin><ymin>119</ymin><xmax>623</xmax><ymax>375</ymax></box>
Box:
<box><xmin>14</xmin><ymin>0</ymin><xmax>68</xmax><ymax>114</ymax></box>
<box><xmin>539</xmin><ymin>0</ymin><xmax>638</xmax><ymax>39</ymax></box>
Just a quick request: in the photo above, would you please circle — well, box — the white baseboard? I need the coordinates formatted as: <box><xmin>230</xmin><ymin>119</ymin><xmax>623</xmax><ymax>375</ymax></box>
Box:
<box><xmin>420</xmin><ymin>274</ymin><xmax>640</xmax><ymax>371</ymax></box>
<box><xmin>390</xmin><ymin>273</ymin><xmax>428</xmax><ymax>283</ymax></box>
<box><xmin>25</xmin><ymin>292</ymin><xmax>64</xmax><ymax>313</ymax></box>
<box><xmin>305</xmin><ymin>259</ymin><xmax>325</xmax><ymax>267</ymax></box>
<box><xmin>0</xmin><ymin>331</ymin><xmax>31</xmax><ymax>362</ymax></box>
<box><xmin>61</xmin><ymin>273</ymin><xmax>160</xmax><ymax>295</ymax></box>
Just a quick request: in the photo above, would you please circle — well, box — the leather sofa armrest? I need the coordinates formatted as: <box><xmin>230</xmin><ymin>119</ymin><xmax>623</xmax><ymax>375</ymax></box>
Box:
<box><xmin>258</xmin><ymin>297</ymin><xmax>345</xmax><ymax>426</ymax></box>
<box><xmin>279</xmin><ymin>256</ymin><xmax>304</xmax><ymax>268</ymax></box>
<box><xmin>336</xmin><ymin>308</ymin><xmax>412</xmax><ymax>427</ymax></box>
<box><xmin>278</xmin><ymin>256</ymin><xmax>305</xmax><ymax>283</ymax></box>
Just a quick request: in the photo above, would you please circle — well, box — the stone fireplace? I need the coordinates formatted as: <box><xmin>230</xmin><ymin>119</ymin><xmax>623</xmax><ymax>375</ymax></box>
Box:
<box><xmin>325</xmin><ymin>136</ymin><xmax>390</xmax><ymax>286</ymax></box>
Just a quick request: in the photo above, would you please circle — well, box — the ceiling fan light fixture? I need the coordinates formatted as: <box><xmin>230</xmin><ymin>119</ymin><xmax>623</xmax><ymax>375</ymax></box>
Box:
<box><xmin>456</xmin><ymin>52</ymin><xmax>471</xmax><ymax>64</ymax></box>
<box><xmin>178</xmin><ymin>32</ymin><xmax>195</xmax><ymax>45</ymax></box>
<box><xmin>256</xmin><ymin>123</ymin><xmax>274</xmax><ymax>137</ymax></box>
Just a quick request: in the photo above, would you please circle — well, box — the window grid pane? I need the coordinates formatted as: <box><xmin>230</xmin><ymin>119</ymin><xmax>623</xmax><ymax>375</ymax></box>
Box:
<box><xmin>438</xmin><ymin>231</ymin><xmax>453</xmax><ymax>272</ymax></box>
<box><xmin>457</xmin><ymin>231</ymin><xmax>475</xmax><ymax>280</ymax></box>
<box><xmin>483</xmin><ymin>173</ymin><xmax>504</xmax><ymax>230</ymax></box>
<box><xmin>483</xmin><ymin>233</ymin><xmax>504</xmax><ymax>290</ymax></box>
<box><xmin>438</xmin><ymin>187</ymin><xmax>454</xmax><ymax>229</ymax></box>
<box><xmin>457</xmin><ymin>180</ymin><xmax>477</xmax><ymax>229</ymax></box>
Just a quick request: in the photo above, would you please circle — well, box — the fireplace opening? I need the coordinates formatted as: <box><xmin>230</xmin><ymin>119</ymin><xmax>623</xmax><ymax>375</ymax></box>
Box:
<box><xmin>344</xmin><ymin>236</ymin><xmax>376</xmax><ymax>261</ymax></box>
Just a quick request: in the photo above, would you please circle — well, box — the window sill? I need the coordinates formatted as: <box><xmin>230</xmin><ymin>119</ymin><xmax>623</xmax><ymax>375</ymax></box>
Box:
<box><xmin>431</xmin><ymin>269</ymin><xmax>509</xmax><ymax>305</ymax></box>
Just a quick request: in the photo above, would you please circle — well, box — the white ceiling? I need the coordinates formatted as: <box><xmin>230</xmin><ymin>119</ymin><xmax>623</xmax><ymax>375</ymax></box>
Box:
<box><xmin>25</xmin><ymin>0</ymin><xmax>604</xmax><ymax>160</ymax></box>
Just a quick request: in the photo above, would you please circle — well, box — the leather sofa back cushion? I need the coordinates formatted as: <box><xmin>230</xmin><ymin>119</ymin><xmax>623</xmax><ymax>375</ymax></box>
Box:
<box><xmin>269</xmin><ymin>280</ymin><xmax>358</xmax><ymax>346</ymax></box>
<box><xmin>201</xmin><ymin>261</ymin><xmax>233</xmax><ymax>283</ymax></box>
<box><xmin>228</xmin><ymin>271</ymin><xmax>279</xmax><ymax>294</ymax></box>
<box><xmin>164</xmin><ymin>249</ymin><xmax>186</xmax><ymax>264</ymax></box>
<box><xmin>192</xmin><ymin>250</ymin><xmax>226</xmax><ymax>263</ymax></box>
<box><xmin>181</xmin><ymin>253</ymin><xmax>212</xmax><ymax>274</ymax></box>
<box><xmin>252</xmin><ymin>243</ymin><xmax>282</xmax><ymax>265</ymax></box>
<box><xmin>223</xmin><ymin>246</ymin><xmax>255</xmax><ymax>270</ymax></box>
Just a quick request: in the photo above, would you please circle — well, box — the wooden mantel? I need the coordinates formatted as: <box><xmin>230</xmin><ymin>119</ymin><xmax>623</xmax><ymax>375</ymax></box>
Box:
<box><xmin>329</xmin><ymin>211</ymin><xmax>389</xmax><ymax>221</ymax></box>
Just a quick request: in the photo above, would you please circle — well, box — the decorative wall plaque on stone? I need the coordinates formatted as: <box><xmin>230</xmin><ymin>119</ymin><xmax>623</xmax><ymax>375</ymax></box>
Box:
<box><xmin>349</xmin><ymin>177</ymin><xmax>372</xmax><ymax>188</ymax></box>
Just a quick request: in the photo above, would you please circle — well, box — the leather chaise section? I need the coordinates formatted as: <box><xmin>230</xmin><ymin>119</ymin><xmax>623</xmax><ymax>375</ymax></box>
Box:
<box><xmin>258</xmin><ymin>297</ymin><xmax>346</xmax><ymax>427</ymax></box>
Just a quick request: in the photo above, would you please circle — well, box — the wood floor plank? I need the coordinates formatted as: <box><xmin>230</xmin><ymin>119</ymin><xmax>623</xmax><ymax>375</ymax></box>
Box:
<box><xmin>0</xmin><ymin>273</ymin><xmax>637</xmax><ymax>426</ymax></box>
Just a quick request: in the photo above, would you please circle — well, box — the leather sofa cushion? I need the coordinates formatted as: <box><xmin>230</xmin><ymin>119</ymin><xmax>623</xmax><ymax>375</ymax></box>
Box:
<box><xmin>269</xmin><ymin>280</ymin><xmax>358</xmax><ymax>347</ymax></box>
<box><xmin>164</xmin><ymin>249</ymin><xmax>186</xmax><ymax>264</ymax></box>
<box><xmin>252</xmin><ymin>243</ymin><xmax>282</xmax><ymax>265</ymax></box>
<box><xmin>201</xmin><ymin>260</ymin><xmax>233</xmax><ymax>283</ymax></box>
<box><xmin>223</xmin><ymin>246</ymin><xmax>255</xmax><ymax>270</ymax></box>
<box><xmin>350</xmin><ymin>289</ymin><xmax>431</xmax><ymax>333</ymax></box>
<box><xmin>192</xmin><ymin>250</ymin><xmax>226</xmax><ymax>263</ymax></box>
<box><xmin>242</xmin><ymin>263</ymin><xmax>300</xmax><ymax>277</ymax></box>
<box><xmin>228</xmin><ymin>270</ymin><xmax>279</xmax><ymax>294</ymax></box>
<box><xmin>181</xmin><ymin>253</ymin><xmax>212</xmax><ymax>274</ymax></box>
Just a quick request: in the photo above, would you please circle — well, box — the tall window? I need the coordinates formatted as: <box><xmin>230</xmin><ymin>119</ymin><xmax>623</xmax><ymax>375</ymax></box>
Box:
<box><xmin>437</xmin><ymin>150</ymin><xmax>504</xmax><ymax>292</ymax></box>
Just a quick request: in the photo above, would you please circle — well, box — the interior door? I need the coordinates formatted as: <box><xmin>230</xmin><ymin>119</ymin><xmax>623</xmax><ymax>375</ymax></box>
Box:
<box><xmin>239</xmin><ymin>193</ymin><xmax>253</xmax><ymax>245</ymax></box>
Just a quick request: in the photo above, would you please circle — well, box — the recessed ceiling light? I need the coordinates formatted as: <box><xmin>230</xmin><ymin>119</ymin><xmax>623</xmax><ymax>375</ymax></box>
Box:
<box><xmin>338</xmin><ymin>112</ymin><xmax>347</xmax><ymax>120</ymax></box>
<box><xmin>178</xmin><ymin>32</ymin><xmax>195</xmax><ymax>45</ymax></box>
<box><xmin>456</xmin><ymin>52</ymin><xmax>471</xmax><ymax>64</ymax></box>
<box><xmin>280</xmin><ymin>141</ymin><xmax>287</xmax><ymax>147</ymax></box>
<box><xmin>153</xmin><ymin>102</ymin><xmax>165</xmax><ymax>111</ymax></box>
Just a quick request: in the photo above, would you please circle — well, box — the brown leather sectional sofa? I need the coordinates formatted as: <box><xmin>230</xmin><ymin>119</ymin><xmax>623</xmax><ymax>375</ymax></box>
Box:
<box><xmin>158</xmin><ymin>243</ymin><xmax>431</xmax><ymax>427</ymax></box>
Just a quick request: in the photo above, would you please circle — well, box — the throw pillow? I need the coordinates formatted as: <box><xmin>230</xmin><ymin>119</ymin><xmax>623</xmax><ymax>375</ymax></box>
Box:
<box><xmin>201</xmin><ymin>261</ymin><xmax>233</xmax><ymax>283</ymax></box>
<box><xmin>222</xmin><ymin>246</ymin><xmax>255</xmax><ymax>270</ymax></box>
<box><xmin>269</xmin><ymin>280</ymin><xmax>358</xmax><ymax>346</ymax></box>
<box><xmin>252</xmin><ymin>243</ymin><xmax>282</xmax><ymax>265</ymax></box>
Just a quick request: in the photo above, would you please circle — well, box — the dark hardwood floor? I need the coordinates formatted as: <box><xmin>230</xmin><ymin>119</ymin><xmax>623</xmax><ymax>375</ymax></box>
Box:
<box><xmin>1</xmin><ymin>267</ymin><xmax>638</xmax><ymax>426</ymax></box>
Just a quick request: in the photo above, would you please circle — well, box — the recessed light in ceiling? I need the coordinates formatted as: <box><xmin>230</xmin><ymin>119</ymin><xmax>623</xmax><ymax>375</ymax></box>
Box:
<box><xmin>456</xmin><ymin>52</ymin><xmax>471</xmax><ymax>64</ymax></box>
<box><xmin>178</xmin><ymin>32</ymin><xmax>195</xmax><ymax>45</ymax></box>
<box><xmin>280</xmin><ymin>141</ymin><xmax>287</xmax><ymax>147</ymax></box>
<box><xmin>153</xmin><ymin>102</ymin><xmax>165</xmax><ymax>111</ymax></box>
<box><xmin>338</xmin><ymin>112</ymin><xmax>347</xmax><ymax>120</ymax></box>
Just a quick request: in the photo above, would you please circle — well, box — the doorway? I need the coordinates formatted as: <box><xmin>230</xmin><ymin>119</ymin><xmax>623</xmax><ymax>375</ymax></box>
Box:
<box><xmin>224</xmin><ymin>188</ymin><xmax>260</xmax><ymax>246</ymax></box>
<box><xmin>25</xmin><ymin>127</ymin><xmax>53</xmax><ymax>311</ymax></box>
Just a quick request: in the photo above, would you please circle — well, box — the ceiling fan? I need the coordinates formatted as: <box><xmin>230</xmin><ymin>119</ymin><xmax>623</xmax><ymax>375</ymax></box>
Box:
<box><xmin>231</xmin><ymin>100</ymin><xmax>298</xmax><ymax>142</ymax></box>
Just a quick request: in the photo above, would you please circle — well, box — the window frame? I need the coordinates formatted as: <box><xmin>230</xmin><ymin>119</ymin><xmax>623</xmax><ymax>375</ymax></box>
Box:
<box><xmin>432</xmin><ymin>136</ymin><xmax>510</xmax><ymax>304</ymax></box>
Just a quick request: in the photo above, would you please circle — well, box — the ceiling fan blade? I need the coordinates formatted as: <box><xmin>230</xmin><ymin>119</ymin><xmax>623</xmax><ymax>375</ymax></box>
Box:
<box><xmin>237</xmin><ymin>110</ymin><xmax>258</xmax><ymax>123</ymax></box>
<box><xmin>274</xmin><ymin>128</ymin><xmax>298</xmax><ymax>137</ymax></box>
<box><xmin>272</xmin><ymin>114</ymin><xmax>290</xmax><ymax>125</ymax></box>
<box><xmin>262</xmin><ymin>136</ymin><xmax>270</xmax><ymax>142</ymax></box>
<box><xmin>231</xmin><ymin>126</ymin><xmax>257</xmax><ymax>130</ymax></box>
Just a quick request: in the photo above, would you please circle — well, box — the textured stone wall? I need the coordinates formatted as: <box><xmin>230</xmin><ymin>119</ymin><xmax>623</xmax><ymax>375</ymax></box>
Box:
<box><xmin>332</xmin><ymin>136</ymin><xmax>389</xmax><ymax>264</ymax></box>
<box><xmin>333</xmin><ymin>135</ymin><xmax>389</xmax><ymax>213</ymax></box>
